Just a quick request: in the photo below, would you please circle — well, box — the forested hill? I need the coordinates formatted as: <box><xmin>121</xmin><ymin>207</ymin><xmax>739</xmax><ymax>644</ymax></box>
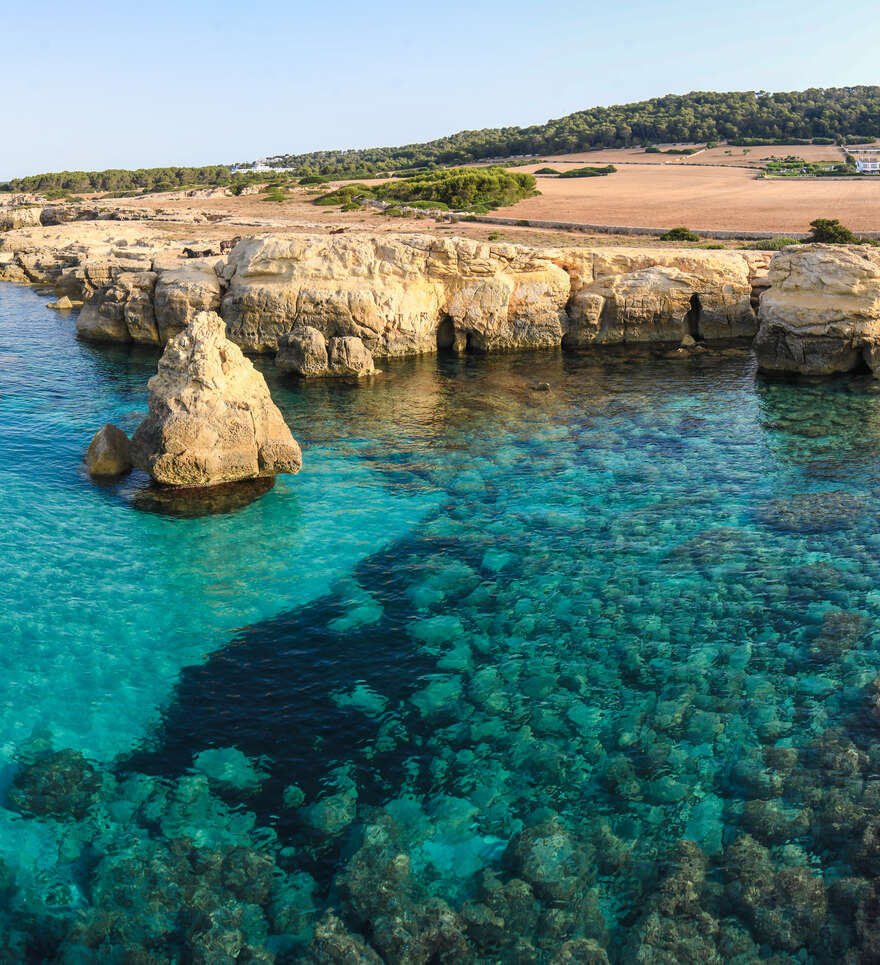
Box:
<box><xmin>4</xmin><ymin>86</ymin><xmax>879</xmax><ymax>192</ymax></box>
<box><xmin>263</xmin><ymin>87</ymin><xmax>880</xmax><ymax>175</ymax></box>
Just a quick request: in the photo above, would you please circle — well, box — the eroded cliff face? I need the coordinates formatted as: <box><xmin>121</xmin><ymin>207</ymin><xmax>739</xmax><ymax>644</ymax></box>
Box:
<box><xmin>1</xmin><ymin>226</ymin><xmax>769</xmax><ymax>358</ymax></box>
<box><xmin>755</xmin><ymin>245</ymin><xmax>880</xmax><ymax>376</ymax></box>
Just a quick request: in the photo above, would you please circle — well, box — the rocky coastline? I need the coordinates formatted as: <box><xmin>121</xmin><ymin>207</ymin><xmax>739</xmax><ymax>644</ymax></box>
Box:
<box><xmin>4</xmin><ymin>203</ymin><xmax>879</xmax><ymax>382</ymax></box>
<box><xmin>0</xmin><ymin>214</ymin><xmax>771</xmax><ymax>365</ymax></box>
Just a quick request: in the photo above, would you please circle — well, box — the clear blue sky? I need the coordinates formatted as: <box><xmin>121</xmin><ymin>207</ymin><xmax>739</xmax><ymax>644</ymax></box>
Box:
<box><xmin>2</xmin><ymin>0</ymin><xmax>877</xmax><ymax>180</ymax></box>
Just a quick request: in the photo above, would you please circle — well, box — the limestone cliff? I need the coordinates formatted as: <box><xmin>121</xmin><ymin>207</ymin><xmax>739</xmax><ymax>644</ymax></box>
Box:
<box><xmin>1</xmin><ymin>224</ymin><xmax>769</xmax><ymax>358</ymax></box>
<box><xmin>216</xmin><ymin>236</ymin><xmax>764</xmax><ymax>357</ymax></box>
<box><xmin>755</xmin><ymin>244</ymin><xmax>880</xmax><ymax>375</ymax></box>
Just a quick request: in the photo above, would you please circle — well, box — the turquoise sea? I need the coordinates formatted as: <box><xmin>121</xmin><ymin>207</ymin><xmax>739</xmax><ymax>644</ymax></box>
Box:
<box><xmin>3</xmin><ymin>280</ymin><xmax>880</xmax><ymax>962</ymax></box>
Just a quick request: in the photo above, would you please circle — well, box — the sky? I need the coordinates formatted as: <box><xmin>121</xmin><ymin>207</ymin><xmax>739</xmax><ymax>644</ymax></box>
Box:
<box><xmin>2</xmin><ymin>0</ymin><xmax>878</xmax><ymax>180</ymax></box>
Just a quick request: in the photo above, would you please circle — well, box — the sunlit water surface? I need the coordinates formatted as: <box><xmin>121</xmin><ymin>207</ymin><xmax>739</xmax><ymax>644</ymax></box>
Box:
<box><xmin>2</xmin><ymin>282</ymin><xmax>880</xmax><ymax>962</ymax></box>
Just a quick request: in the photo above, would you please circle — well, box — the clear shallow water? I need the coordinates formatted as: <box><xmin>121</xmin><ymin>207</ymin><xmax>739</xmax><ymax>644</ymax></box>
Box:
<box><xmin>3</xmin><ymin>282</ymin><xmax>880</xmax><ymax>962</ymax></box>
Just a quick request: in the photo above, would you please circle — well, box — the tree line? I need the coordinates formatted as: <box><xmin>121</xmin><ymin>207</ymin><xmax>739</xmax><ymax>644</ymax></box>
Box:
<box><xmin>0</xmin><ymin>166</ymin><xmax>234</xmax><ymax>195</ymax></box>
<box><xmin>264</xmin><ymin>87</ymin><xmax>880</xmax><ymax>175</ymax></box>
<box><xmin>5</xmin><ymin>87</ymin><xmax>879</xmax><ymax>191</ymax></box>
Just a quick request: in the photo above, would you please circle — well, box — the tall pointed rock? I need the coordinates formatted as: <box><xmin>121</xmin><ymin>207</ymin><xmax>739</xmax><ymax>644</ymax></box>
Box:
<box><xmin>131</xmin><ymin>311</ymin><xmax>301</xmax><ymax>486</ymax></box>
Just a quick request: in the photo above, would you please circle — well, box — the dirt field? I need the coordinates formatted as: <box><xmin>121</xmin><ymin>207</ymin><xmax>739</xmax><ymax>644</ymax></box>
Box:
<box><xmin>493</xmin><ymin>162</ymin><xmax>880</xmax><ymax>233</ymax></box>
<box><xmin>76</xmin><ymin>137</ymin><xmax>880</xmax><ymax>240</ymax></box>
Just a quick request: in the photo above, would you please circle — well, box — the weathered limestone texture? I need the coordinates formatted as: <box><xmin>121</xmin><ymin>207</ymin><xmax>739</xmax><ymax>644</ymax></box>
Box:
<box><xmin>550</xmin><ymin>248</ymin><xmax>767</xmax><ymax>346</ymax></box>
<box><xmin>755</xmin><ymin>244</ymin><xmax>880</xmax><ymax>375</ymax></box>
<box><xmin>276</xmin><ymin>327</ymin><xmax>375</xmax><ymax>378</ymax></box>
<box><xmin>1</xmin><ymin>223</ymin><xmax>769</xmax><ymax>357</ymax></box>
<box><xmin>219</xmin><ymin>237</ymin><xmax>764</xmax><ymax>356</ymax></box>
<box><xmin>130</xmin><ymin>311</ymin><xmax>301</xmax><ymax>487</ymax></box>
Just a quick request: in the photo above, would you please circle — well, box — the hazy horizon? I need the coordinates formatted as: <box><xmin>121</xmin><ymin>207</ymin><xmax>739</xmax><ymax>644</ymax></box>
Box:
<box><xmin>2</xmin><ymin>0</ymin><xmax>878</xmax><ymax>181</ymax></box>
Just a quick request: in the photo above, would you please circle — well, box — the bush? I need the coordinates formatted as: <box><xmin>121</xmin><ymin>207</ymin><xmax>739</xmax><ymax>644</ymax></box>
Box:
<box><xmin>534</xmin><ymin>167</ymin><xmax>561</xmax><ymax>175</ymax></box>
<box><xmin>812</xmin><ymin>137</ymin><xmax>836</xmax><ymax>145</ymax></box>
<box><xmin>404</xmin><ymin>200</ymin><xmax>450</xmax><ymax>210</ymax></box>
<box><xmin>744</xmin><ymin>236</ymin><xmax>801</xmax><ymax>250</ymax></box>
<box><xmin>341</xmin><ymin>201</ymin><xmax>361</xmax><ymax>211</ymax></box>
<box><xmin>262</xmin><ymin>186</ymin><xmax>286</xmax><ymax>203</ymax></box>
<box><xmin>516</xmin><ymin>219</ymin><xmax>530</xmax><ymax>226</ymax></box>
<box><xmin>660</xmin><ymin>226</ymin><xmax>700</xmax><ymax>242</ymax></box>
<box><xmin>644</xmin><ymin>146</ymin><xmax>661</xmax><ymax>154</ymax></box>
<box><xmin>808</xmin><ymin>218</ymin><xmax>858</xmax><ymax>243</ymax></box>
<box><xmin>314</xmin><ymin>167</ymin><xmax>536</xmax><ymax>211</ymax></box>
<box><xmin>299</xmin><ymin>174</ymin><xmax>330</xmax><ymax>185</ymax></box>
<box><xmin>558</xmin><ymin>165</ymin><xmax>616</xmax><ymax>178</ymax></box>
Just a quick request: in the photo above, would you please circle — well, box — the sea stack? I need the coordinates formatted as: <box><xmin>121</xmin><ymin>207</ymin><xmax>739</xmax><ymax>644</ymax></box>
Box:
<box><xmin>130</xmin><ymin>310</ymin><xmax>301</xmax><ymax>487</ymax></box>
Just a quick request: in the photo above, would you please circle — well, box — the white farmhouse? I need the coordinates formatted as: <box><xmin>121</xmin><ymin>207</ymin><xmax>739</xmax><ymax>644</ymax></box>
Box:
<box><xmin>852</xmin><ymin>148</ymin><xmax>880</xmax><ymax>173</ymax></box>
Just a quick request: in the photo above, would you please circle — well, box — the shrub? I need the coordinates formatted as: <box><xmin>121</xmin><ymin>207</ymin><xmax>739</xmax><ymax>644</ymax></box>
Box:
<box><xmin>808</xmin><ymin>218</ymin><xmax>858</xmax><ymax>244</ymax></box>
<box><xmin>299</xmin><ymin>174</ymin><xmax>330</xmax><ymax>185</ymax></box>
<box><xmin>404</xmin><ymin>200</ymin><xmax>450</xmax><ymax>210</ymax></box>
<box><xmin>313</xmin><ymin>167</ymin><xmax>536</xmax><ymax>211</ymax></box>
<box><xmin>314</xmin><ymin>183</ymin><xmax>371</xmax><ymax>206</ymax></box>
<box><xmin>487</xmin><ymin>231</ymin><xmax>502</xmax><ymax>240</ymax></box>
<box><xmin>699</xmin><ymin>242</ymin><xmax>726</xmax><ymax>249</ymax></box>
<box><xmin>516</xmin><ymin>219</ymin><xmax>530</xmax><ymax>226</ymax></box>
<box><xmin>744</xmin><ymin>236</ymin><xmax>801</xmax><ymax>250</ymax></box>
<box><xmin>534</xmin><ymin>167</ymin><xmax>561</xmax><ymax>175</ymax></box>
<box><xmin>558</xmin><ymin>165</ymin><xmax>616</xmax><ymax>178</ymax></box>
<box><xmin>645</xmin><ymin>146</ymin><xmax>661</xmax><ymax>154</ymax></box>
<box><xmin>263</xmin><ymin>186</ymin><xmax>286</xmax><ymax>203</ymax></box>
<box><xmin>341</xmin><ymin>201</ymin><xmax>361</xmax><ymax>211</ymax></box>
<box><xmin>660</xmin><ymin>227</ymin><xmax>700</xmax><ymax>242</ymax></box>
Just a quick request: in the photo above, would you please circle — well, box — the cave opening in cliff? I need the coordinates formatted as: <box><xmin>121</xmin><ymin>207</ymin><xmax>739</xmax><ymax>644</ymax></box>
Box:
<box><xmin>686</xmin><ymin>293</ymin><xmax>703</xmax><ymax>340</ymax></box>
<box><xmin>436</xmin><ymin>317</ymin><xmax>454</xmax><ymax>351</ymax></box>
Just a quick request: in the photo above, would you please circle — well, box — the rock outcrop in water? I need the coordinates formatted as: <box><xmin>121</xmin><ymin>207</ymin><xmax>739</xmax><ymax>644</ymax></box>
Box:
<box><xmin>130</xmin><ymin>311</ymin><xmax>301</xmax><ymax>487</ymax></box>
<box><xmin>276</xmin><ymin>326</ymin><xmax>376</xmax><ymax>378</ymax></box>
<box><xmin>755</xmin><ymin>244</ymin><xmax>880</xmax><ymax>375</ymax></box>
<box><xmin>85</xmin><ymin>423</ymin><xmax>131</xmax><ymax>477</ymax></box>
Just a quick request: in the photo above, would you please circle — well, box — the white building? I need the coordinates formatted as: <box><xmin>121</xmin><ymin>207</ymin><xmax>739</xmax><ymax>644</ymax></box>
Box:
<box><xmin>852</xmin><ymin>148</ymin><xmax>880</xmax><ymax>173</ymax></box>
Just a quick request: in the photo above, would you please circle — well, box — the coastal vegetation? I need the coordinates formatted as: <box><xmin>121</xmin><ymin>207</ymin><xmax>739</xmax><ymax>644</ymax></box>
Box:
<box><xmin>808</xmin><ymin>218</ymin><xmax>860</xmax><ymax>244</ymax></box>
<box><xmin>314</xmin><ymin>167</ymin><xmax>538</xmax><ymax>211</ymax></box>
<box><xmin>558</xmin><ymin>165</ymin><xmax>617</xmax><ymax>178</ymax></box>
<box><xmin>660</xmin><ymin>227</ymin><xmax>701</xmax><ymax>242</ymax></box>
<box><xmin>0</xmin><ymin>165</ymin><xmax>237</xmax><ymax>195</ymax></box>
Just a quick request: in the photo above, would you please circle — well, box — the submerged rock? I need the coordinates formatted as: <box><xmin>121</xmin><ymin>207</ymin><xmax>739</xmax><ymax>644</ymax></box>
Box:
<box><xmin>130</xmin><ymin>311</ymin><xmax>301</xmax><ymax>486</ymax></box>
<box><xmin>754</xmin><ymin>491</ymin><xmax>869</xmax><ymax>533</ymax></box>
<box><xmin>7</xmin><ymin>749</ymin><xmax>102</xmax><ymax>820</ymax></box>
<box><xmin>193</xmin><ymin>747</ymin><xmax>268</xmax><ymax>793</ymax></box>
<box><xmin>305</xmin><ymin>911</ymin><xmax>383</xmax><ymax>964</ymax></box>
<box><xmin>85</xmin><ymin>423</ymin><xmax>131</xmax><ymax>477</ymax></box>
<box><xmin>131</xmin><ymin>476</ymin><xmax>275</xmax><ymax>517</ymax></box>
